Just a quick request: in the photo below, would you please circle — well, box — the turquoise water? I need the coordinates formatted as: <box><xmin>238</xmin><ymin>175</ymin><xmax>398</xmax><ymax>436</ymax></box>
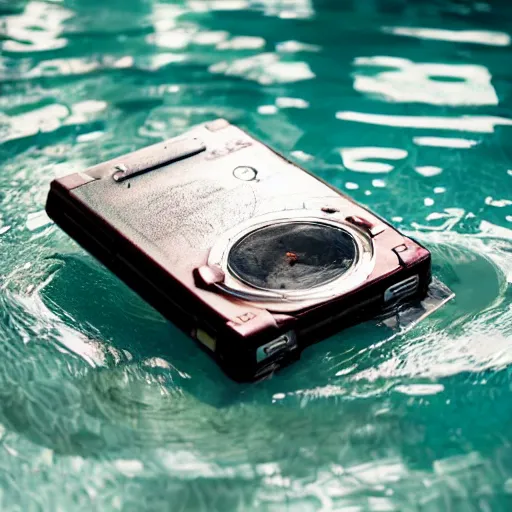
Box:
<box><xmin>1</xmin><ymin>0</ymin><xmax>512</xmax><ymax>509</ymax></box>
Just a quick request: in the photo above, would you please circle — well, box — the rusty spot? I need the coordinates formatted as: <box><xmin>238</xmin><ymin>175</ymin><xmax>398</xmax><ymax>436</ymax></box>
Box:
<box><xmin>286</xmin><ymin>252</ymin><xmax>299</xmax><ymax>266</ymax></box>
<box><xmin>321</xmin><ymin>206</ymin><xmax>339</xmax><ymax>214</ymax></box>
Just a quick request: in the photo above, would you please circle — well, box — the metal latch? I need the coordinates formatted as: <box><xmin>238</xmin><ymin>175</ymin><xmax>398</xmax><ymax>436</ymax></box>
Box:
<box><xmin>384</xmin><ymin>275</ymin><xmax>420</xmax><ymax>303</ymax></box>
<box><xmin>256</xmin><ymin>332</ymin><xmax>297</xmax><ymax>363</ymax></box>
<box><xmin>345</xmin><ymin>215</ymin><xmax>386</xmax><ymax>237</ymax></box>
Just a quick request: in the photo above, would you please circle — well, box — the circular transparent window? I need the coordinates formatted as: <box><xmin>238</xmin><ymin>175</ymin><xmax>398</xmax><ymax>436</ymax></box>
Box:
<box><xmin>227</xmin><ymin>222</ymin><xmax>358</xmax><ymax>291</ymax></box>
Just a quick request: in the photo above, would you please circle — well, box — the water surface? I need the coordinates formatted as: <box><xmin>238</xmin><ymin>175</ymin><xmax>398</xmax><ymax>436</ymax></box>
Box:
<box><xmin>1</xmin><ymin>0</ymin><xmax>512</xmax><ymax>510</ymax></box>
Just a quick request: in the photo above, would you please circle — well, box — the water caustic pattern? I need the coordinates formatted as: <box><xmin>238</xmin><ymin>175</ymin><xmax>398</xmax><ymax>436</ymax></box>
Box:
<box><xmin>1</xmin><ymin>0</ymin><xmax>512</xmax><ymax>509</ymax></box>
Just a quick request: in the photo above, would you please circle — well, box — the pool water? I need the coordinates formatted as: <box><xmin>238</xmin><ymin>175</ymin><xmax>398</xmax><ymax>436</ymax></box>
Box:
<box><xmin>1</xmin><ymin>0</ymin><xmax>512</xmax><ymax>510</ymax></box>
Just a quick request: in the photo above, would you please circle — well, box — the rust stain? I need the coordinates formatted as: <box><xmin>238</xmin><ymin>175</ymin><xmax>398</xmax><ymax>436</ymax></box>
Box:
<box><xmin>286</xmin><ymin>251</ymin><xmax>299</xmax><ymax>266</ymax></box>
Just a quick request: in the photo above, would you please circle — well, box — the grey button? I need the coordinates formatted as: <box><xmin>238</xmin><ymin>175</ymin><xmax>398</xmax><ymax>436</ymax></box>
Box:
<box><xmin>233</xmin><ymin>166</ymin><xmax>258</xmax><ymax>181</ymax></box>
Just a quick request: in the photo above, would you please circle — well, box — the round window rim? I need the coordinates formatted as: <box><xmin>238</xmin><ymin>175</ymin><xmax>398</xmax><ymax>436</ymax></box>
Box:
<box><xmin>207</xmin><ymin>210</ymin><xmax>376</xmax><ymax>303</ymax></box>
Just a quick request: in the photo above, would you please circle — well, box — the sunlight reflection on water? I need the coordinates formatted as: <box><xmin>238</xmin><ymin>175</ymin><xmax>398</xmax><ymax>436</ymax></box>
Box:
<box><xmin>1</xmin><ymin>0</ymin><xmax>512</xmax><ymax>509</ymax></box>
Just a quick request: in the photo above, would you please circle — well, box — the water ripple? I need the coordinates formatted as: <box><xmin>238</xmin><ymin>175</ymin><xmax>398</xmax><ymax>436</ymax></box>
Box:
<box><xmin>353</xmin><ymin>56</ymin><xmax>498</xmax><ymax>106</ymax></box>
<box><xmin>1</xmin><ymin>1</ymin><xmax>73</xmax><ymax>53</ymax></box>
<box><xmin>336</xmin><ymin>111</ymin><xmax>512</xmax><ymax>133</ymax></box>
<box><xmin>383</xmin><ymin>26</ymin><xmax>511</xmax><ymax>46</ymax></box>
<box><xmin>1</xmin><ymin>0</ymin><xmax>512</xmax><ymax>510</ymax></box>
